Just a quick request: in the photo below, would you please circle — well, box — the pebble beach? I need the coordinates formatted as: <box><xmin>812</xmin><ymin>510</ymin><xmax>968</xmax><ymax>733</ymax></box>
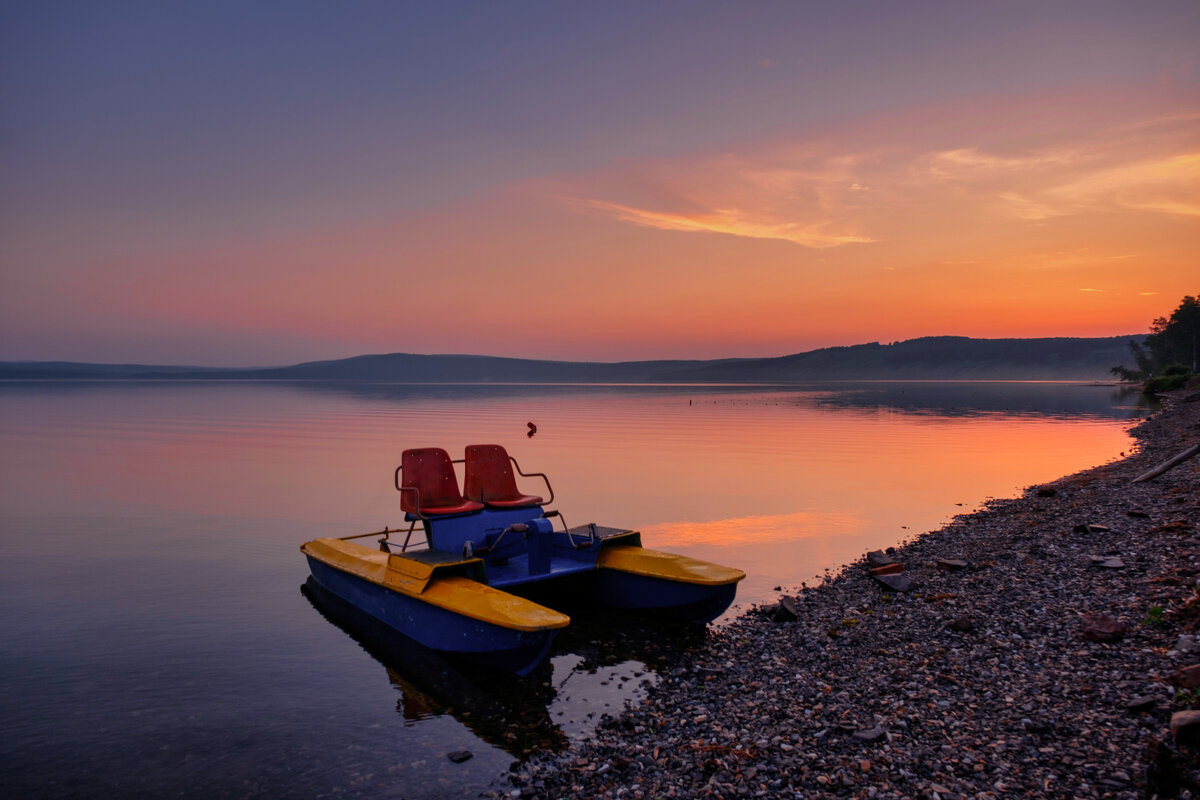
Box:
<box><xmin>488</xmin><ymin>392</ymin><xmax>1200</xmax><ymax>800</ymax></box>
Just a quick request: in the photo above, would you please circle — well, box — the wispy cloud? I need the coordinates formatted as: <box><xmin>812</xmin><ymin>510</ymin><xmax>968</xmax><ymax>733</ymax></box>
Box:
<box><xmin>555</xmin><ymin>95</ymin><xmax>1199</xmax><ymax>249</ymax></box>
<box><xmin>998</xmin><ymin>192</ymin><xmax>1065</xmax><ymax>221</ymax></box>
<box><xmin>1048</xmin><ymin>153</ymin><xmax>1200</xmax><ymax>217</ymax></box>
<box><xmin>925</xmin><ymin>147</ymin><xmax>1078</xmax><ymax>177</ymax></box>
<box><xmin>556</xmin><ymin>146</ymin><xmax>880</xmax><ymax>248</ymax></box>
<box><xmin>922</xmin><ymin>118</ymin><xmax>1200</xmax><ymax>221</ymax></box>
<box><xmin>573</xmin><ymin>198</ymin><xmax>874</xmax><ymax>248</ymax></box>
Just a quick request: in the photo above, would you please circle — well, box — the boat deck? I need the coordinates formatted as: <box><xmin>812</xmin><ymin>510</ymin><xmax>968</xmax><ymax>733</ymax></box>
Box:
<box><xmin>487</xmin><ymin>556</ymin><xmax>594</xmax><ymax>588</ymax></box>
<box><xmin>401</xmin><ymin>549</ymin><xmax>472</xmax><ymax>566</ymax></box>
<box><xmin>486</xmin><ymin>525</ymin><xmax>635</xmax><ymax>588</ymax></box>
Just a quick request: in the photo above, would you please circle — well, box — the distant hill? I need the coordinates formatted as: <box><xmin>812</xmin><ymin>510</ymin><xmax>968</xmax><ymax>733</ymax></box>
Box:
<box><xmin>664</xmin><ymin>336</ymin><xmax>1144</xmax><ymax>381</ymax></box>
<box><xmin>0</xmin><ymin>361</ymin><xmax>228</xmax><ymax>379</ymax></box>
<box><xmin>0</xmin><ymin>335</ymin><xmax>1142</xmax><ymax>382</ymax></box>
<box><xmin>221</xmin><ymin>353</ymin><xmax>744</xmax><ymax>382</ymax></box>
<box><xmin>0</xmin><ymin>354</ymin><xmax>743</xmax><ymax>382</ymax></box>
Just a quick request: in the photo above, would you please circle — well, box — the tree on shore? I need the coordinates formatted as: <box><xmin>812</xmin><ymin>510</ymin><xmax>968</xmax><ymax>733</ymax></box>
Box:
<box><xmin>1114</xmin><ymin>294</ymin><xmax>1200</xmax><ymax>383</ymax></box>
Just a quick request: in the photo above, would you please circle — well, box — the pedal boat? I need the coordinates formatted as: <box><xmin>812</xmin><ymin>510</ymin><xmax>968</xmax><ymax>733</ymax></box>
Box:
<box><xmin>301</xmin><ymin>445</ymin><xmax>745</xmax><ymax>675</ymax></box>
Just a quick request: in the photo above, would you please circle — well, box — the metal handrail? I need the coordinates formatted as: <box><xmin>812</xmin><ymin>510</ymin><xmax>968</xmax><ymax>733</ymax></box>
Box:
<box><xmin>394</xmin><ymin>469</ymin><xmax>437</xmax><ymax>522</ymax></box>
<box><xmin>471</xmin><ymin>522</ymin><xmax>528</xmax><ymax>557</ymax></box>
<box><xmin>540</xmin><ymin>510</ymin><xmax>595</xmax><ymax>549</ymax></box>
<box><xmin>508</xmin><ymin>456</ymin><xmax>554</xmax><ymax>505</ymax></box>
<box><xmin>340</xmin><ymin>528</ymin><xmax>390</xmax><ymax>541</ymax></box>
<box><xmin>571</xmin><ymin>522</ymin><xmax>598</xmax><ymax>550</ymax></box>
<box><xmin>369</xmin><ymin>523</ymin><xmax>430</xmax><ymax>554</ymax></box>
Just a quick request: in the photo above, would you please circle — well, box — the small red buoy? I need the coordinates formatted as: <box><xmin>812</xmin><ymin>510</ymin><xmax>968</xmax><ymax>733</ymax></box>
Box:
<box><xmin>527</xmin><ymin>421</ymin><xmax>537</xmax><ymax>438</ymax></box>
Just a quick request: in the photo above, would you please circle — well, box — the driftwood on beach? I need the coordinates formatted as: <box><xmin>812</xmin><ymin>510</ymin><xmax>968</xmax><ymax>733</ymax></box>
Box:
<box><xmin>1132</xmin><ymin>442</ymin><xmax>1200</xmax><ymax>483</ymax></box>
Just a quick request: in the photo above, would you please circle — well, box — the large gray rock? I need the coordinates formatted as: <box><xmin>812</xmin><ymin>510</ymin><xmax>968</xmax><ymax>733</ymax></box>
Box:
<box><xmin>773</xmin><ymin>596</ymin><xmax>800</xmax><ymax>622</ymax></box>
<box><xmin>866</xmin><ymin>549</ymin><xmax>897</xmax><ymax>568</ymax></box>
<box><xmin>1126</xmin><ymin>695</ymin><xmax>1157</xmax><ymax>713</ymax></box>
<box><xmin>873</xmin><ymin>573</ymin><xmax>915</xmax><ymax>593</ymax></box>
<box><xmin>852</xmin><ymin>725</ymin><xmax>885</xmax><ymax>741</ymax></box>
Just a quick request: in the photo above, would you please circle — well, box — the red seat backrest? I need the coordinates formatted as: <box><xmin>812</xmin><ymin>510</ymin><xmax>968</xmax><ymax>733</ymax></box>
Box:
<box><xmin>400</xmin><ymin>447</ymin><xmax>468</xmax><ymax>514</ymax></box>
<box><xmin>464</xmin><ymin>444</ymin><xmax>523</xmax><ymax>503</ymax></box>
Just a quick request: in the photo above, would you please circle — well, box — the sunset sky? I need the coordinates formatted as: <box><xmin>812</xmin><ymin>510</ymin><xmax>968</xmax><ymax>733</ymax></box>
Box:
<box><xmin>1</xmin><ymin>1</ymin><xmax>1197</xmax><ymax>366</ymax></box>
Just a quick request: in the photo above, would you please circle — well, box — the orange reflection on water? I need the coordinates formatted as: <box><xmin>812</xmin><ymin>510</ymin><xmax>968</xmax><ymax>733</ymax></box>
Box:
<box><xmin>642</xmin><ymin>511</ymin><xmax>862</xmax><ymax>547</ymax></box>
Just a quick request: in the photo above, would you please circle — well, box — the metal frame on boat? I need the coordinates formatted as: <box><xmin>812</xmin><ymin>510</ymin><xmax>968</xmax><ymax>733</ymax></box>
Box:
<box><xmin>301</xmin><ymin>444</ymin><xmax>745</xmax><ymax>675</ymax></box>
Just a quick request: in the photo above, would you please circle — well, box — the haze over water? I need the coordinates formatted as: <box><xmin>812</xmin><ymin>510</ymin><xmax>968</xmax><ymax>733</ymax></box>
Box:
<box><xmin>0</xmin><ymin>380</ymin><xmax>1147</xmax><ymax>798</ymax></box>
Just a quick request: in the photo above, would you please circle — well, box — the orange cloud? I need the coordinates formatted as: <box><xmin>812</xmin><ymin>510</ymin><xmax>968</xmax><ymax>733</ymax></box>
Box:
<box><xmin>556</xmin><ymin>93</ymin><xmax>1199</xmax><ymax>256</ymax></box>
<box><xmin>1048</xmin><ymin>153</ymin><xmax>1200</xmax><ymax>217</ymax></box>
<box><xmin>556</xmin><ymin>146</ymin><xmax>880</xmax><ymax>248</ymax></box>
<box><xmin>571</xmin><ymin>197</ymin><xmax>874</xmax><ymax>248</ymax></box>
<box><xmin>925</xmin><ymin>147</ymin><xmax>1079</xmax><ymax>177</ymax></box>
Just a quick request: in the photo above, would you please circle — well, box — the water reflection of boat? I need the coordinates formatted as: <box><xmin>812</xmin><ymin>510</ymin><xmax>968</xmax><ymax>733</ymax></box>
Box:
<box><xmin>542</xmin><ymin>596</ymin><xmax>710</xmax><ymax>673</ymax></box>
<box><xmin>301</xmin><ymin>578</ymin><xmax>708</xmax><ymax>758</ymax></box>
<box><xmin>301</xmin><ymin>445</ymin><xmax>744</xmax><ymax>675</ymax></box>
<box><xmin>301</xmin><ymin>577</ymin><xmax>567</xmax><ymax>756</ymax></box>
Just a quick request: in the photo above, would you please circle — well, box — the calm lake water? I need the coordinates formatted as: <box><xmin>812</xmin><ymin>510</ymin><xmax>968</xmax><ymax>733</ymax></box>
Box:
<box><xmin>0</xmin><ymin>381</ymin><xmax>1150</xmax><ymax>798</ymax></box>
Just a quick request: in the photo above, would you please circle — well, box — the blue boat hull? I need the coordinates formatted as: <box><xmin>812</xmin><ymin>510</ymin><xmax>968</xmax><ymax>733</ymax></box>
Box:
<box><xmin>592</xmin><ymin>569</ymin><xmax>739</xmax><ymax>624</ymax></box>
<box><xmin>305</xmin><ymin>556</ymin><xmax>558</xmax><ymax>676</ymax></box>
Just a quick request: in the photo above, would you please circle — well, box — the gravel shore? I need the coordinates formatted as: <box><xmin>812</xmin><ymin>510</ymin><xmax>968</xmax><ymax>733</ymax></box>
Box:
<box><xmin>489</xmin><ymin>393</ymin><xmax>1200</xmax><ymax>800</ymax></box>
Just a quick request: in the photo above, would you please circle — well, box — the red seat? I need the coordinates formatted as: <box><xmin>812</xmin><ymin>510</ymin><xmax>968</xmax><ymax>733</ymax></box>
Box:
<box><xmin>398</xmin><ymin>448</ymin><xmax>483</xmax><ymax>516</ymax></box>
<box><xmin>464</xmin><ymin>444</ymin><xmax>545</xmax><ymax>508</ymax></box>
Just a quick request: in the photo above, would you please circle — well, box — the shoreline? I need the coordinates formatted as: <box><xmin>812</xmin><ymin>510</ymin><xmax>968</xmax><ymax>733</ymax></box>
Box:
<box><xmin>491</xmin><ymin>395</ymin><xmax>1200</xmax><ymax>799</ymax></box>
